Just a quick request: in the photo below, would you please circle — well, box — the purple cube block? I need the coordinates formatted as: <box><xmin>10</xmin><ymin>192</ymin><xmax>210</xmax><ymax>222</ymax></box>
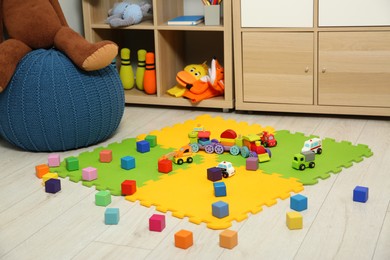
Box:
<box><xmin>207</xmin><ymin>167</ymin><xmax>222</xmax><ymax>182</ymax></box>
<box><xmin>246</xmin><ymin>157</ymin><xmax>259</xmax><ymax>171</ymax></box>
<box><xmin>45</xmin><ymin>178</ymin><xmax>61</xmax><ymax>194</ymax></box>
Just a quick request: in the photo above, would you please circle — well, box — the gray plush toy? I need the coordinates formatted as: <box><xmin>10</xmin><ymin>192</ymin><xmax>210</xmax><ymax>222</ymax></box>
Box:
<box><xmin>106</xmin><ymin>1</ymin><xmax>153</xmax><ymax>28</ymax></box>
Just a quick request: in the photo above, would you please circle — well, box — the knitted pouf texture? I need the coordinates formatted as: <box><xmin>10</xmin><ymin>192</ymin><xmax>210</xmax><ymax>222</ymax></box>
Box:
<box><xmin>0</xmin><ymin>48</ymin><xmax>125</xmax><ymax>152</ymax></box>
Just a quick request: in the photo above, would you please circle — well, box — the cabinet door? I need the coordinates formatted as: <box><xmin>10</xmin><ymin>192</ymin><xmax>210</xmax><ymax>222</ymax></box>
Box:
<box><xmin>242</xmin><ymin>32</ymin><xmax>314</xmax><ymax>105</ymax></box>
<box><xmin>319</xmin><ymin>32</ymin><xmax>390</xmax><ymax>107</ymax></box>
<box><xmin>319</xmin><ymin>0</ymin><xmax>390</xmax><ymax>26</ymax></box>
<box><xmin>241</xmin><ymin>0</ymin><xmax>313</xmax><ymax>27</ymax></box>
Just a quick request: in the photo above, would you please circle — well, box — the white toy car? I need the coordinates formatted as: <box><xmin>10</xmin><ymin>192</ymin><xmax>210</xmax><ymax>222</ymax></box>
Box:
<box><xmin>217</xmin><ymin>161</ymin><xmax>236</xmax><ymax>178</ymax></box>
<box><xmin>301</xmin><ymin>138</ymin><xmax>322</xmax><ymax>154</ymax></box>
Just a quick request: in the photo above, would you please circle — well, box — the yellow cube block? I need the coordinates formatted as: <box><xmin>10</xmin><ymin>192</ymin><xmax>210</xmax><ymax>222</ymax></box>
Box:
<box><xmin>286</xmin><ymin>211</ymin><xmax>303</xmax><ymax>230</ymax></box>
<box><xmin>42</xmin><ymin>172</ymin><xmax>59</xmax><ymax>185</ymax></box>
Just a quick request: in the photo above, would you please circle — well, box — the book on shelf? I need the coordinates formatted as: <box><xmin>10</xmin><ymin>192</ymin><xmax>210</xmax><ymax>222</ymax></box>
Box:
<box><xmin>167</xmin><ymin>15</ymin><xmax>204</xmax><ymax>25</ymax></box>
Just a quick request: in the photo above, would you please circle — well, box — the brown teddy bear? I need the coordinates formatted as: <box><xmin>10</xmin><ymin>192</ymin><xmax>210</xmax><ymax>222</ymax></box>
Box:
<box><xmin>0</xmin><ymin>0</ymin><xmax>118</xmax><ymax>92</ymax></box>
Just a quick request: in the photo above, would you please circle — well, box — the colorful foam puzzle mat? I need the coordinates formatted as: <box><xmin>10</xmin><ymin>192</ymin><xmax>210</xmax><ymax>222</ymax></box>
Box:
<box><xmin>50</xmin><ymin>115</ymin><xmax>373</xmax><ymax>229</ymax></box>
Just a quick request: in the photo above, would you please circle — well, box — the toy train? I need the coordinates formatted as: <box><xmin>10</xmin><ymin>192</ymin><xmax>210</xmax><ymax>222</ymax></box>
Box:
<box><xmin>188</xmin><ymin>128</ymin><xmax>275</xmax><ymax>163</ymax></box>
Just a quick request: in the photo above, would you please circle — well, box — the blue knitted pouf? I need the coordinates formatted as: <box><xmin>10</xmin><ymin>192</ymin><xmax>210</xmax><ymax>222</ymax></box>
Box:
<box><xmin>0</xmin><ymin>48</ymin><xmax>125</xmax><ymax>152</ymax></box>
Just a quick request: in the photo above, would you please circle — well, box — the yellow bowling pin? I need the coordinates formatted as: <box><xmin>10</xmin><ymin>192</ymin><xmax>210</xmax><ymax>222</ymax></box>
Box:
<box><xmin>136</xmin><ymin>49</ymin><xmax>147</xmax><ymax>90</ymax></box>
<box><xmin>120</xmin><ymin>48</ymin><xmax>134</xmax><ymax>90</ymax></box>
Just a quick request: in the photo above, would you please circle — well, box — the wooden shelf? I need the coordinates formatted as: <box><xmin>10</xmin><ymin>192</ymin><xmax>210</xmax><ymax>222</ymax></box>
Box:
<box><xmin>82</xmin><ymin>0</ymin><xmax>233</xmax><ymax>110</ymax></box>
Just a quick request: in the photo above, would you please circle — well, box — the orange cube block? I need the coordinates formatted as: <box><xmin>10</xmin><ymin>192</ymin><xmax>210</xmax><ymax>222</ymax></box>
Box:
<box><xmin>35</xmin><ymin>164</ymin><xmax>50</xmax><ymax>178</ymax></box>
<box><xmin>219</xmin><ymin>229</ymin><xmax>238</xmax><ymax>249</ymax></box>
<box><xmin>174</xmin><ymin>229</ymin><xmax>193</xmax><ymax>249</ymax></box>
<box><xmin>100</xmin><ymin>150</ymin><xmax>112</xmax><ymax>163</ymax></box>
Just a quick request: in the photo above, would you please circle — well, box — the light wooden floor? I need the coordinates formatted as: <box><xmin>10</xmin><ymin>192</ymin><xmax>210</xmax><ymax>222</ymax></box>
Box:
<box><xmin>1</xmin><ymin>106</ymin><xmax>389</xmax><ymax>260</ymax></box>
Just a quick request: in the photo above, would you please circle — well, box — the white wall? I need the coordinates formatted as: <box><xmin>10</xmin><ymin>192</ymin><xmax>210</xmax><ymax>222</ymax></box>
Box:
<box><xmin>184</xmin><ymin>0</ymin><xmax>204</xmax><ymax>15</ymax></box>
<box><xmin>59</xmin><ymin>0</ymin><xmax>84</xmax><ymax>35</ymax></box>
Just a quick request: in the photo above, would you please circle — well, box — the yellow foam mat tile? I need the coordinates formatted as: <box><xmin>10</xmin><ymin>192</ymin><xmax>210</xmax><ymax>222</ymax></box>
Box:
<box><xmin>126</xmin><ymin>154</ymin><xmax>303</xmax><ymax>230</ymax></box>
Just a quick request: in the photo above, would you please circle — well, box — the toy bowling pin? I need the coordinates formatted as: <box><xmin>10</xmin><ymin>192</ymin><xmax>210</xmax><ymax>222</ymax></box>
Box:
<box><xmin>143</xmin><ymin>52</ymin><xmax>156</xmax><ymax>94</ymax></box>
<box><xmin>136</xmin><ymin>49</ymin><xmax>147</xmax><ymax>90</ymax></box>
<box><xmin>120</xmin><ymin>48</ymin><xmax>134</xmax><ymax>90</ymax></box>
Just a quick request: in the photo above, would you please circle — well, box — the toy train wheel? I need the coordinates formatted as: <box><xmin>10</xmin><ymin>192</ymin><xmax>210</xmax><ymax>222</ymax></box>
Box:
<box><xmin>249</xmin><ymin>151</ymin><xmax>257</xmax><ymax>157</ymax></box>
<box><xmin>240</xmin><ymin>146</ymin><xmax>250</xmax><ymax>158</ymax></box>
<box><xmin>222</xmin><ymin>171</ymin><xmax>229</xmax><ymax>178</ymax></box>
<box><xmin>317</xmin><ymin>148</ymin><xmax>322</xmax><ymax>155</ymax></box>
<box><xmin>266</xmin><ymin>148</ymin><xmax>272</xmax><ymax>158</ymax></box>
<box><xmin>299</xmin><ymin>164</ymin><xmax>306</xmax><ymax>171</ymax></box>
<box><xmin>187</xmin><ymin>157</ymin><xmax>193</xmax><ymax>163</ymax></box>
<box><xmin>177</xmin><ymin>159</ymin><xmax>184</xmax><ymax>165</ymax></box>
<box><xmin>214</xmin><ymin>144</ymin><xmax>224</xmax><ymax>154</ymax></box>
<box><xmin>205</xmin><ymin>144</ymin><xmax>214</xmax><ymax>154</ymax></box>
<box><xmin>230</xmin><ymin>145</ymin><xmax>240</xmax><ymax>156</ymax></box>
<box><xmin>190</xmin><ymin>143</ymin><xmax>199</xmax><ymax>153</ymax></box>
<box><xmin>309</xmin><ymin>162</ymin><xmax>315</xmax><ymax>168</ymax></box>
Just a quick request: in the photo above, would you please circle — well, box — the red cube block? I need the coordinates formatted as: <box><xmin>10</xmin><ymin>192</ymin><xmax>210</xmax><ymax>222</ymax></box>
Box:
<box><xmin>121</xmin><ymin>180</ymin><xmax>137</xmax><ymax>195</ymax></box>
<box><xmin>158</xmin><ymin>159</ymin><xmax>172</xmax><ymax>173</ymax></box>
<box><xmin>100</xmin><ymin>150</ymin><xmax>112</xmax><ymax>163</ymax></box>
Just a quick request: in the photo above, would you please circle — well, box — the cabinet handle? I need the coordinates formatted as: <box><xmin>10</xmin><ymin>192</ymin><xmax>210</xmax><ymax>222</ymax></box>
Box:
<box><xmin>305</xmin><ymin>67</ymin><xmax>309</xmax><ymax>73</ymax></box>
<box><xmin>322</xmin><ymin>68</ymin><xmax>327</xmax><ymax>73</ymax></box>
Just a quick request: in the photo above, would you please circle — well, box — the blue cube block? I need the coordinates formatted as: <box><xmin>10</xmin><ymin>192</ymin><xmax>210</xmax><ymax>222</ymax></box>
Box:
<box><xmin>105</xmin><ymin>208</ymin><xmax>120</xmax><ymax>225</ymax></box>
<box><xmin>121</xmin><ymin>156</ymin><xmax>135</xmax><ymax>170</ymax></box>
<box><xmin>212</xmin><ymin>201</ymin><xmax>229</xmax><ymax>218</ymax></box>
<box><xmin>353</xmin><ymin>186</ymin><xmax>369</xmax><ymax>203</ymax></box>
<box><xmin>290</xmin><ymin>194</ymin><xmax>308</xmax><ymax>211</ymax></box>
<box><xmin>213</xmin><ymin>182</ymin><xmax>226</xmax><ymax>197</ymax></box>
<box><xmin>137</xmin><ymin>140</ymin><xmax>150</xmax><ymax>153</ymax></box>
<box><xmin>45</xmin><ymin>178</ymin><xmax>61</xmax><ymax>194</ymax></box>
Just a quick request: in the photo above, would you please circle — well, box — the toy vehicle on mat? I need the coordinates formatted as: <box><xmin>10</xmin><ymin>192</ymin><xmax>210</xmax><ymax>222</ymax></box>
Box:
<box><xmin>216</xmin><ymin>161</ymin><xmax>236</xmax><ymax>178</ymax></box>
<box><xmin>301</xmin><ymin>138</ymin><xmax>322</xmax><ymax>154</ymax></box>
<box><xmin>260</xmin><ymin>131</ymin><xmax>277</xmax><ymax>147</ymax></box>
<box><xmin>188</xmin><ymin>128</ymin><xmax>271</xmax><ymax>162</ymax></box>
<box><xmin>292</xmin><ymin>151</ymin><xmax>316</xmax><ymax>170</ymax></box>
<box><xmin>159</xmin><ymin>145</ymin><xmax>193</xmax><ymax>165</ymax></box>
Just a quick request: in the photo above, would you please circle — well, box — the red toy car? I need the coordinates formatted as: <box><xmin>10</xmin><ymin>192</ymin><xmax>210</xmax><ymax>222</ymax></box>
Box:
<box><xmin>260</xmin><ymin>131</ymin><xmax>277</xmax><ymax>147</ymax></box>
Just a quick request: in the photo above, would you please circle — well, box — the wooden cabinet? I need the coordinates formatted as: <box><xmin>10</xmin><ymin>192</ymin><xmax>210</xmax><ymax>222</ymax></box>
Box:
<box><xmin>319</xmin><ymin>31</ymin><xmax>390</xmax><ymax>108</ymax></box>
<box><xmin>234</xmin><ymin>0</ymin><xmax>390</xmax><ymax>116</ymax></box>
<box><xmin>242</xmin><ymin>32</ymin><xmax>314</xmax><ymax>105</ymax></box>
<box><xmin>82</xmin><ymin>0</ymin><xmax>233</xmax><ymax>110</ymax></box>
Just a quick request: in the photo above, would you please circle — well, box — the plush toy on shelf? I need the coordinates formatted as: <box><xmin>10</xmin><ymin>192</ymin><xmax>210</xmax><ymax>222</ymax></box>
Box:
<box><xmin>167</xmin><ymin>57</ymin><xmax>225</xmax><ymax>103</ymax></box>
<box><xmin>106</xmin><ymin>1</ymin><xmax>153</xmax><ymax>28</ymax></box>
<box><xmin>0</xmin><ymin>0</ymin><xmax>118</xmax><ymax>92</ymax></box>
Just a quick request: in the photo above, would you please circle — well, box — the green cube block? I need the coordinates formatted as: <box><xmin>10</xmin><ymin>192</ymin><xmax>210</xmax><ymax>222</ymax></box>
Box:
<box><xmin>65</xmin><ymin>157</ymin><xmax>79</xmax><ymax>171</ymax></box>
<box><xmin>95</xmin><ymin>190</ymin><xmax>112</xmax><ymax>206</ymax></box>
<box><xmin>145</xmin><ymin>135</ymin><xmax>157</xmax><ymax>147</ymax></box>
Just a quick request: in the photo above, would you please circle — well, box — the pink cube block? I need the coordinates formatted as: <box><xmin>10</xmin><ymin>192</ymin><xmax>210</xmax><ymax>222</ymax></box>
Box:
<box><xmin>82</xmin><ymin>167</ymin><xmax>98</xmax><ymax>181</ymax></box>
<box><xmin>246</xmin><ymin>157</ymin><xmax>259</xmax><ymax>171</ymax></box>
<box><xmin>48</xmin><ymin>153</ymin><xmax>61</xmax><ymax>167</ymax></box>
<box><xmin>149</xmin><ymin>214</ymin><xmax>166</xmax><ymax>232</ymax></box>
